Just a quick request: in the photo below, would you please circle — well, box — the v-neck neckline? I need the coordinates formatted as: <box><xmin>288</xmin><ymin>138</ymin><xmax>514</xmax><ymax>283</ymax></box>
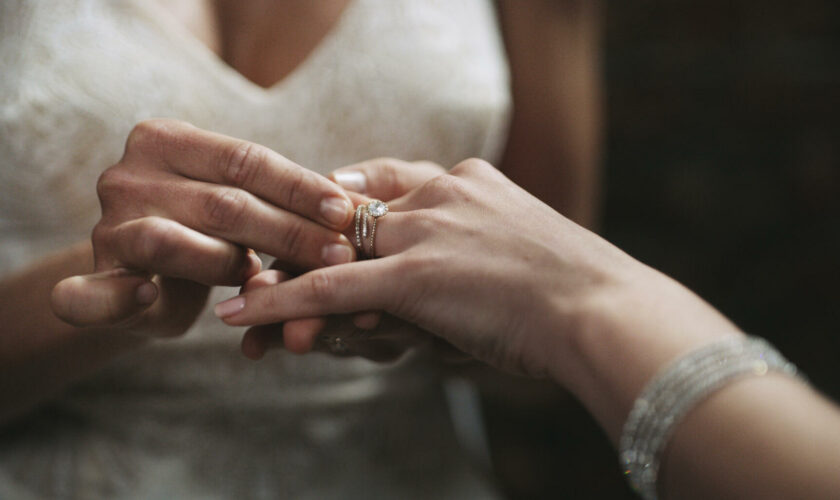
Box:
<box><xmin>132</xmin><ymin>0</ymin><xmax>359</xmax><ymax>98</ymax></box>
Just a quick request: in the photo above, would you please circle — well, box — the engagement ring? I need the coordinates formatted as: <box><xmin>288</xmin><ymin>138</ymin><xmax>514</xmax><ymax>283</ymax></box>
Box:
<box><xmin>353</xmin><ymin>200</ymin><xmax>388</xmax><ymax>259</ymax></box>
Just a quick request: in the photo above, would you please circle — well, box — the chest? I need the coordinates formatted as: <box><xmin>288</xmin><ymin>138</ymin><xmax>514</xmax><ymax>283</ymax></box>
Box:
<box><xmin>0</xmin><ymin>0</ymin><xmax>510</xmax><ymax>237</ymax></box>
<box><xmin>156</xmin><ymin>0</ymin><xmax>352</xmax><ymax>90</ymax></box>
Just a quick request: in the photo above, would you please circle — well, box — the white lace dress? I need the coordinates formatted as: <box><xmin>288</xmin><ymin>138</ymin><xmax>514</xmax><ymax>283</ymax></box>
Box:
<box><xmin>0</xmin><ymin>1</ymin><xmax>511</xmax><ymax>498</ymax></box>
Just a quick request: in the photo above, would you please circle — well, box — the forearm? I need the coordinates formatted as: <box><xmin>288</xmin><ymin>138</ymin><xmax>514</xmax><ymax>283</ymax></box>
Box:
<box><xmin>214</xmin><ymin>155</ymin><xmax>840</xmax><ymax>496</ymax></box>
<box><xmin>661</xmin><ymin>374</ymin><xmax>840</xmax><ymax>499</ymax></box>
<box><xmin>0</xmin><ymin>242</ymin><xmax>147</xmax><ymax>423</ymax></box>
<box><xmin>558</xmin><ymin>268</ymin><xmax>741</xmax><ymax>441</ymax></box>
<box><xmin>558</xmin><ymin>268</ymin><xmax>840</xmax><ymax>498</ymax></box>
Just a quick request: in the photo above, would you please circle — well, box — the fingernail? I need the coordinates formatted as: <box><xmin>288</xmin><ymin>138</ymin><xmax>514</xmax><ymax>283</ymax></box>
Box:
<box><xmin>247</xmin><ymin>248</ymin><xmax>262</xmax><ymax>267</ymax></box>
<box><xmin>135</xmin><ymin>282</ymin><xmax>158</xmax><ymax>305</ymax></box>
<box><xmin>321</xmin><ymin>243</ymin><xmax>354</xmax><ymax>266</ymax></box>
<box><xmin>320</xmin><ymin>197</ymin><xmax>351</xmax><ymax>227</ymax></box>
<box><xmin>214</xmin><ymin>296</ymin><xmax>246</xmax><ymax>319</ymax></box>
<box><xmin>333</xmin><ymin>171</ymin><xmax>367</xmax><ymax>193</ymax></box>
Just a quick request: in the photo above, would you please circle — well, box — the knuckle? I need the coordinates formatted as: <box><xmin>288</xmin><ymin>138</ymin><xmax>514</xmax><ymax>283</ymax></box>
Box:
<box><xmin>281</xmin><ymin>167</ymin><xmax>306</xmax><ymax>210</ymax></box>
<box><xmin>378</xmin><ymin>160</ymin><xmax>401</xmax><ymax>193</ymax></box>
<box><xmin>278</xmin><ymin>219</ymin><xmax>307</xmax><ymax>259</ymax></box>
<box><xmin>306</xmin><ymin>269</ymin><xmax>334</xmax><ymax>302</ymax></box>
<box><xmin>426</xmin><ymin>173</ymin><xmax>459</xmax><ymax>190</ymax></box>
<box><xmin>265</xmin><ymin>281</ymin><xmax>285</xmax><ymax>310</ymax></box>
<box><xmin>135</xmin><ymin>218</ymin><xmax>177</xmax><ymax>264</ymax></box>
<box><xmin>425</xmin><ymin>173</ymin><xmax>473</xmax><ymax>203</ymax></box>
<box><xmin>370</xmin><ymin>157</ymin><xmax>414</xmax><ymax>194</ymax></box>
<box><xmin>394</xmin><ymin>252</ymin><xmax>425</xmax><ymax>275</ymax></box>
<box><xmin>450</xmin><ymin>157</ymin><xmax>491</xmax><ymax>177</ymax></box>
<box><xmin>201</xmin><ymin>187</ymin><xmax>249</xmax><ymax>234</ymax></box>
<box><xmin>125</xmin><ymin>119</ymin><xmax>177</xmax><ymax>155</ymax></box>
<box><xmin>95</xmin><ymin>165</ymin><xmax>133</xmax><ymax>204</ymax></box>
<box><xmin>414</xmin><ymin>160</ymin><xmax>446</xmax><ymax>173</ymax></box>
<box><xmin>424</xmin><ymin>173</ymin><xmax>460</xmax><ymax>195</ymax></box>
<box><xmin>221</xmin><ymin>142</ymin><xmax>266</xmax><ymax>188</ymax></box>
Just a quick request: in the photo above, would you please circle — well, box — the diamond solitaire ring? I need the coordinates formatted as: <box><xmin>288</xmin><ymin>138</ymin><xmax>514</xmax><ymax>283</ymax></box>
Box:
<box><xmin>353</xmin><ymin>200</ymin><xmax>388</xmax><ymax>259</ymax></box>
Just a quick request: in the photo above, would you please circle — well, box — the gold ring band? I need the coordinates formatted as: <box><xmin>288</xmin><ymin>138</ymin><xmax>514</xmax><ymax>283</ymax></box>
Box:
<box><xmin>353</xmin><ymin>200</ymin><xmax>388</xmax><ymax>259</ymax></box>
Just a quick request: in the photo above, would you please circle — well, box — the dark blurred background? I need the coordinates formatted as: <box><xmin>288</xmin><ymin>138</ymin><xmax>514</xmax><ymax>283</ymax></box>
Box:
<box><xmin>482</xmin><ymin>1</ymin><xmax>840</xmax><ymax>498</ymax></box>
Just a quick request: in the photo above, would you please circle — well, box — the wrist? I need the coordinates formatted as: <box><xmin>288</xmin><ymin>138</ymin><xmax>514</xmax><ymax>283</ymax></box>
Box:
<box><xmin>551</xmin><ymin>266</ymin><xmax>743</xmax><ymax>443</ymax></box>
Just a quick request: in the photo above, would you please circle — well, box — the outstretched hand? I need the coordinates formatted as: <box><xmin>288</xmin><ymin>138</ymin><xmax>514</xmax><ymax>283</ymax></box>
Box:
<box><xmin>240</xmin><ymin>158</ymin><xmax>448</xmax><ymax>361</ymax></box>
<box><xmin>217</xmin><ymin>158</ymin><xmax>641</xmax><ymax>378</ymax></box>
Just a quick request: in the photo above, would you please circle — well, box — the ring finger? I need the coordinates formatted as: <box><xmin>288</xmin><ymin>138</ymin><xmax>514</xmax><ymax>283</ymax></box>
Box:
<box><xmin>340</xmin><ymin>199</ymin><xmax>427</xmax><ymax>259</ymax></box>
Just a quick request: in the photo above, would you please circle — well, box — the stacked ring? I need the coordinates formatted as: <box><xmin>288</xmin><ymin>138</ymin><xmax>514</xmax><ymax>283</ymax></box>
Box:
<box><xmin>353</xmin><ymin>200</ymin><xmax>388</xmax><ymax>259</ymax></box>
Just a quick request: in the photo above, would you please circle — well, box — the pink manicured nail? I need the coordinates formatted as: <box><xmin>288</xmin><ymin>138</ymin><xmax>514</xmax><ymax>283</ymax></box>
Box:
<box><xmin>321</xmin><ymin>243</ymin><xmax>354</xmax><ymax>266</ymax></box>
<box><xmin>214</xmin><ymin>296</ymin><xmax>246</xmax><ymax>318</ymax></box>
<box><xmin>320</xmin><ymin>197</ymin><xmax>351</xmax><ymax>226</ymax></box>
<box><xmin>135</xmin><ymin>282</ymin><xmax>158</xmax><ymax>305</ymax></box>
<box><xmin>333</xmin><ymin>171</ymin><xmax>367</xmax><ymax>193</ymax></box>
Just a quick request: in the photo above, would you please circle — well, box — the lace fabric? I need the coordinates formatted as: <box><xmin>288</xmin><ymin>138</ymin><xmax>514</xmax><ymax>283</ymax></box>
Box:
<box><xmin>0</xmin><ymin>0</ymin><xmax>511</xmax><ymax>497</ymax></box>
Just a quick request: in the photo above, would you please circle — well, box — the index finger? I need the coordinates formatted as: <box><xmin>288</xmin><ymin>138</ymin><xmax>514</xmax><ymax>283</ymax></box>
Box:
<box><xmin>214</xmin><ymin>259</ymin><xmax>399</xmax><ymax>326</ymax></box>
<box><xmin>123</xmin><ymin>119</ymin><xmax>353</xmax><ymax>230</ymax></box>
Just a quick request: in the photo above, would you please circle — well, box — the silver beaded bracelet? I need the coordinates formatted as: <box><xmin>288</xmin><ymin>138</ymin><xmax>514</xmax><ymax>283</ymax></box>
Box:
<box><xmin>618</xmin><ymin>336</ymin><xmax>802</xmax><ymax>500</ymax></box>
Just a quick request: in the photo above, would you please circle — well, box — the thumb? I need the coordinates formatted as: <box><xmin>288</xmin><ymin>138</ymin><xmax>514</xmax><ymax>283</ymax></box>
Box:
<box><xmin>331</xmin><ymin>158</ymin><xmax>445</xmax><ymax>201</ymax></box>
<box><xmin>51</xmin><ymin>269</ymin><xmax>158</xmax><ymax>328</ymax></box>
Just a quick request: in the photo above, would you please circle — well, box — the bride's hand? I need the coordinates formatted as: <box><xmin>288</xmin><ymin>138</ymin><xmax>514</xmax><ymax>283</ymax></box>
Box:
<box><xmin>243</xmin><ymin>158</ymin><xmax>449</xmax><ymax>361</ymax></box>
<box><xmin>216</xmin><ymin>158</ymin><xmax>640</xmax><ymax>377</ymax></box>
<box><xmin>51</xmin><ymin>119</ymin><xmax>356</xmax><ymax>337</ymax></box>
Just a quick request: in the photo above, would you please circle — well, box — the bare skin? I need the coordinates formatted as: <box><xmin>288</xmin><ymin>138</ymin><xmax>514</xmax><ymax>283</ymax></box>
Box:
<box><xmin>158</xmin><ymin>0</ymin><xmax>603</xmax><ymax>222</ymax></box>
<box><xmin>1</xmin><ymin>1</ymin><xmax>600</xmax><ymax>423</ymax></box>
<box><xmin>0</xmin><ymin>1</ymin><xmax>359</xmax><ymax>424</ymax></box>
<box><xmin>217</xmin><ymin>0</ymin><xmax>605</xmax><ymax>347</ymax></box>
<box><xmin>153</xmin><ymin>0</ymin><xmax>353</xmax><ymax>89</ymax></box>
<box><xmin>220</xmin><ymin>159</ymin><xmax>840</xmax><ymax>500</ymax></box>
<box><xmin>0</xmin><ymin>120</ymin><xmax>354</xmax><ymax>423</ymax></box>
<box><xmin>496</xmin><ymin>0</ymin><xmax>602</xmax><ymax>227</ymax></box>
